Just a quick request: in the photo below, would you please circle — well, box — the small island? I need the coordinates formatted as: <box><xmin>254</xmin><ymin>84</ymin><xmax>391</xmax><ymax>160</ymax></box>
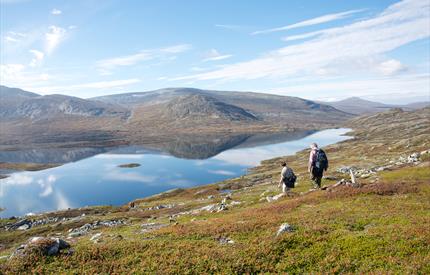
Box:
<box><xmin>118</xmin><ymin>163</ymin><xmax>141</xmax><ymax>168</ymax></box>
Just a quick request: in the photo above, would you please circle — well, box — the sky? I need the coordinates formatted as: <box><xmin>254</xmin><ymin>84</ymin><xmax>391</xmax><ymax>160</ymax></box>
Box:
<box><xmin>0</xmin><ymin>0</ymin><xmax>429</xmax><ymax>104</ymax></box>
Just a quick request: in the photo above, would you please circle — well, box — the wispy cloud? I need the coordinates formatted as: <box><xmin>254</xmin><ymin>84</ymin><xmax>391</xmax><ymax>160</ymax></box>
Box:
<box><xmin>203</xmin><ymin>49</ymin><xmax>232</xmax><ymax>62</ymax></box>
<box><xmin>29</xmin><ymin>49</ymin><xmax>45</xmax><ymax>67</ymax></box>
<box><xmin>96</xmin><ymin>44</ymin><xmax>192</xmax><ymax>74</ymax></box>
<box><xmin>252</xmin><ymin>9</ymin><xmax>364</xmax><ymax>35</ymax></box>
<box><xmin>173</xmin><ymin>0</ymin><xmax>429</xmax><ymax>84</ymax></box>
<box><xmin>0</xmin><ymin>63</ymin><xmax>50</xmax><ymax>86</ymax></box>
<box><xmin>215</xmin><ymin>24</ymin><xmax>244</xmax><ymax>31</ymax></box>
<box><xmin>51</xmin><ymin>8</ymin><xmax>62</xmax><ymax>15</ymax></box>
<box><xmin>33</xmin><ymin>78</ymin><xmax>141</xmax><ymax>94</ymax></box>
<box><xmin>3</xmin><ymin>31</ymin><xmax>26</xmax><ymax>43</ymax></box>
<box><xmin>264</xmin><ymin>73</ymin><xmax>430</xmax><ymax>104</ymax></box>
<box><xmin>45</xmin><ymin>25</ymin><xmax>66</xmax><ymax>54</ymax></box>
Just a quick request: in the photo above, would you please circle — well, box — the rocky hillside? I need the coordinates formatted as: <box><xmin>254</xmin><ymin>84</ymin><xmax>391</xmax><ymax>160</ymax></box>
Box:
<box><xmin>1</xmin><ymin>107</ymin><xmax>429</xmax><ymax>274</ymax></box>
<box><xmin>320</xmin><ymin>96</ymin><xmax>429</xmax><ymax>115</ymax></box>
<box><xmin>93</xmin><ymin>87</ymin><xmax>351</xmax><ymax>125</ymax></box>
<box><xmin>0</xmin><ymin>85</ymin><xmax>355</xmax><ymax>150</ymax></box>
<box><xmin>165</xmin><ymin>94</ymin><xmax>257</xmax><ymax>121</ymax></box>
<box><xmin>0</xmin><ymin>86</ymin><xmax>129</xmax><ymax>120</ymax></box>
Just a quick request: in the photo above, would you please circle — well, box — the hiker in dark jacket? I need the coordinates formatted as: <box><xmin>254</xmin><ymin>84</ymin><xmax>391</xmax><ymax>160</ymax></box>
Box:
<box><xmin>308</xmin><ymin>143</ymin><xmax>328</xmax><ymax>189</ymax></box>
<box><xmin>279</xmin><ymin>161</ymin><xmax>295</xmax><ymax>193</ymax></box>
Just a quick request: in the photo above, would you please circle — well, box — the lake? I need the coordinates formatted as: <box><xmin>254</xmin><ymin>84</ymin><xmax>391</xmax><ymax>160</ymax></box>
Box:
<box><xmin>0</xmin><ymin>128</ymin><xmax>351</xmax><ymax>217</ymax></box>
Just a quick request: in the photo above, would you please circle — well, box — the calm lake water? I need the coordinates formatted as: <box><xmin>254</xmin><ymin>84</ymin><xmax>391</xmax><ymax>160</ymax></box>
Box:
<box><xmin>0</xmin><ymin>128</ymin><xmax>351</xmax><ymax>217</ymax></box>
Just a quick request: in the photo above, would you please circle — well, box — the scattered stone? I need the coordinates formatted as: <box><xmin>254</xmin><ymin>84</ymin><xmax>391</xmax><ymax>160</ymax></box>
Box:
<box><xmin>146</xmin><ymin>204</ymin><xmax>176</xmax><ymax>211</ymax></box>
<box><xmin>277</xmin><ymin>223</ymin><xmax>295</xmax><ymax>236</ymax></box>
<box><xmin>141</xmin><ymin>223</ymin><xmax>169</xmax><ymax>233</ymax></box>
<box><xmin>323</xmin><ymin>175</ymin><xmax>338</xmax><ymax>181</ymax></box>
<box><xmin>17</xmin><ymin>224</ymin><xmax>31</xmax><ymax>230</ymax></box>
<box><xmin>229</xmin><ymin>201</ymin><xmax>241</xmax><ymax>206</ymax></box>
<box><xmin>217</xmin><ymin>236</ymin><xmax>235</xmax><ymax>245</ymax></box>
<box><xmin>217</xmin><ymin>203</ymin><xmax>228</xmax><ymax>212</ymax></box>
<box><xmin>90</xmin><ymin>233</ymin><xmax>103</xmax><ymax>243</ymax></box>
<box><xmin>68</xmin><ymin>220</ymin><xmax>126</xmax><ymax>238</ymax></box>
<box><xmin>337</xmin><ymin>166</ymin><xmax>358</xmax><ymax>174</ymax></box>
<box><xmin>266</xmin><ymin>193</ymin><xmax>286</xmax><ymax>202</ymax></box>
<box><xmin>12</xmin><ymin>237</ymin><xmax>70</xmax><ymax>258</ymax></box>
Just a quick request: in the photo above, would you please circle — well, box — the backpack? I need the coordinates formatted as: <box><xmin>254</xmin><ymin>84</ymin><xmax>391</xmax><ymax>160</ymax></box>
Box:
<box><xmin>284</xmin><ymin>168</ymin><xmax>296</xmax><ymax>188</ymax></box>
<box><xmin>315</xmin><ymin>149</ymin><xmax>328</xmax><ymax>171</ymax></box>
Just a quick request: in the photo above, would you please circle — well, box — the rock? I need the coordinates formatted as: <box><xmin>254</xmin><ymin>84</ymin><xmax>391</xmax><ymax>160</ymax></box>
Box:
<box><xmin>141</xmin><ymin>223</ymin><xmax>169</xmax><ymax>233</ymax></box>
<box><xmin>337</xmin><ymin>166</ymin><xmax>357</xmax><ymax>174</ymax></box>
<box><xmin>323</xmin><ymin>175</ymin><xmax>338</xmax><ymax>180</ymax></box>
<box><xmin>90</xmin><ymin>233</ymin><xmax>103</xmax><ymax>243</ymax></box>
<box><xmin>199</xmin><ymin>204</ymin><xmax>218</xmax><ymax>212</ymax></box>
<box><xmin>277</xmin><ymin>223</ymin><xmax>295</xmax><ymax>236</ymax></box>
<box><xmin>360</xmin><ymin>174</ymin><xmax>371</xmax><ymax>179</ymax></box>
<box><xmin>207</xmin><ymin>195</ymin><xmax>215</xmax><ymax>199</ymax></box>
<box><xmin>217</xmin><ymin>236</ymin><xmax>234</xmax><ymax>245</ymax></box>
<box><xmin>13</xmin><ymin>237</ymin><xmax>70</xmax><ymax>258</ymax></box>
<box><xmin>217</xmin><ymin>203</ymin><xmax>228</xmax><ymax>212</ymax></box>
<box><xmin>5</xmin><ymin>219</ymin><xmax>31</xmax><ymax>231</ymax></box>
<box><xmin>17</xmin><ymin>223</ymin><xmax>31</xmax><ymax>230</ymax></box>
<box><xmin>266</xmin><ymin>193</ymin><xmax>286</xmax><ymax>202</ymax></box>
<box><xmin>229</xmin><ymin>201</ymin><xmax>241</xmax><ymax>206</ymax></box>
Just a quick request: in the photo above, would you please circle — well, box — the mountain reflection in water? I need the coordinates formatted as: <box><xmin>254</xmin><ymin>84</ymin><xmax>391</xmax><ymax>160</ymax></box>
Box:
<box><xmin>0</xmin><ymin>128</ymin><xmax>350</xmax><ymax>217</ymax></box>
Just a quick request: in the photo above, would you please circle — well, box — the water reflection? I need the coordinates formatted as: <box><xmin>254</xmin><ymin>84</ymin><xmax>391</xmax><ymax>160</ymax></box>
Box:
<box><xmin>0</xmin><ymin>128</ymin><xmax>351</xmax><ymax>217</ymax></box>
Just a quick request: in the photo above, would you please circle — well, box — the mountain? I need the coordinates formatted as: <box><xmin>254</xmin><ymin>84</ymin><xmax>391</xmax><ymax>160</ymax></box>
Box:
<box><xmin>93</xmin><ymin>87</ymin><xmax>350</xmax><ymax>126</ymax></box>
<box><xmin>0</xmin><ymin>86</ymin><xmax>352</xmax><ymax>150</ymax></box>
<box><xmin>0</xmin><ymin>85</ymin><xmax>129</xmax><ymax>120</ymax></box>
<box><xmin>164</xmin><ymin>94</ymin><xmax>257</xmax><ymax>121</ymax></box>
<box><xmin>321</xmin><ymin>97</ymin><xmax>430</xmax><ymax>115</ymax></box>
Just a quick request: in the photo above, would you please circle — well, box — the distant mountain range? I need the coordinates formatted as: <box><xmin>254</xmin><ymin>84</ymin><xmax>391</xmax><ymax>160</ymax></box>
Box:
<box><xmin>318</xmin><ymin>97</ymin><xmax>429</xmax><ymax>115</ymax></box>
<box><xmin>1</xmin><ymin>85</ymin><xmax>427</xmax><ymax>151</ymax></box>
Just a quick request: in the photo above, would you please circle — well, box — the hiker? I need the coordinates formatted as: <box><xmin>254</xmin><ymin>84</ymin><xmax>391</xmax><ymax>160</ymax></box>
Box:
<box><xmin>279</xmin><ymin>161</ymin><xmax>296</xmax><ymax>193</ymax></box>
<box><xmin>308</xmin><ymin>143</ymin><xmax>328</xmax><ymax>189</ymax></box>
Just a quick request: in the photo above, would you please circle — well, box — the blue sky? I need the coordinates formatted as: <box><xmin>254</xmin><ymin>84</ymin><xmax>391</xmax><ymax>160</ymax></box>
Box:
<box><xmin>0</xmin><ymin>0</ymin><xmax>429</xmax><ymax>103</ymax></box>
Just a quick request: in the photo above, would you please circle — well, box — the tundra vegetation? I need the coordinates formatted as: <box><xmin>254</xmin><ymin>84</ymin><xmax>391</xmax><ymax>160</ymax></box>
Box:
<box><xmin>0</xmin><ymin>108</ymin><xmax>429</xmax><ymax>274</ymax></box>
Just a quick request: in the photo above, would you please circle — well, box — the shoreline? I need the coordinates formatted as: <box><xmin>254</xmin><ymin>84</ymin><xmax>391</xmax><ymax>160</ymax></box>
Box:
<box><xmin>0</xmin><ymin>128</ymin><xmax>353</xmax><ymax>219</ymax></box>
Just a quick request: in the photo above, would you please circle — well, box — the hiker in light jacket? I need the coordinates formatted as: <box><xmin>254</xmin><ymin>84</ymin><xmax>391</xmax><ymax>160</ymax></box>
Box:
<box><xmin>308</xmin><ymin>143</ymin><xmax>328</xmax><ymax>189</ymax></box>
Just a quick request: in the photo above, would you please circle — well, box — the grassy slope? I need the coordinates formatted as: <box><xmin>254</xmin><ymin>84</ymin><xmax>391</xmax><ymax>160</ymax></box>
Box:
<box><xmin>1</xmin><ymin>108</ymin><xmax>429</xmax><ymax>274</ymax></box>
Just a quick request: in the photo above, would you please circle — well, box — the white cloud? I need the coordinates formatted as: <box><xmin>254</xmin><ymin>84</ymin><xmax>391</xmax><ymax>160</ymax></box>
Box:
<box><xmin>32</xmin><ymin>78</ymin><xmax>141</xmax><ymax>94</ymax></box>
<box><xmin>215</xmin><ymin>24</ymin><xmax>244</xmax><ymax>31</ymax></box>
<box><xmin>160</xmin><ymin>44</ymin><xmax>192</xmax><ymax>53</ymax></box>
<box><xmin>45</xmin><ymin>25</ymin><xmax>66</xmax><ymax>54</ymax></box>
<box><xmin>51</xmin><ymin>8</ymin><xmax>62</xmax><ymax>15</ymax></box>
<box><xmin>203</xmin><ymin>49</ymin><xmax>232</xmax><ymax>62</ymax></box>
<box><xmin>3</xmin><ymin>31</ymin><xmax>26</xmax><ymax>43</ymax></box>
<box><xmin>252</xmin><ymin>9</ymin><xmax>364</xmax><ymax>35</ymax></box>
<box><xmin>0</xmin><ymin>63</ymin><xmax>50</xmax><ymax>86</ymax></box>
<box><xmin>282</xmin><ymin>30</ymin><xmax>326</xmax><ymax>41</ymax></box>
<box><xmin>377</xmin><ymin>59</ymin><xmax>407</xmax><ymax>75</ymax></box>
<box><xmin>96</xmin><ymin>44</ymin><xmax>191</xmax><ymax>74</ymax></box>
<box><xmin>5</xmin><ymin>36</ymin><xmax>19</xmax><ymax>42</ymax></box>
<box><xmin>29</xmin><ymin>49</ymin><xmax>45</xmax><ymax>67</ymax></box>
<box><xmin>173</xmin><ymin>0</ymin><xmax>429</xmax><ymax>84</ymax></box>
<box><xmin>264</xmin><ymin>73</ymin><xmax>430</xmax><ymax>104</ymax></box>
